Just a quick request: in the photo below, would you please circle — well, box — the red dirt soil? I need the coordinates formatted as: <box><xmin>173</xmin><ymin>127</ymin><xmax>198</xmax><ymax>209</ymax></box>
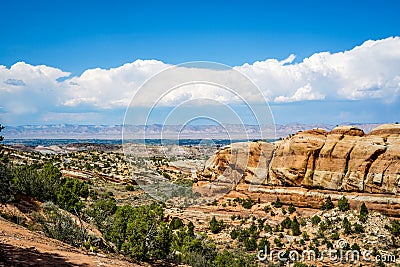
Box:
<box><xmin>0</xmin><ymin>217</ymin><xmax>142</xmax><ymax>267</ymax></box>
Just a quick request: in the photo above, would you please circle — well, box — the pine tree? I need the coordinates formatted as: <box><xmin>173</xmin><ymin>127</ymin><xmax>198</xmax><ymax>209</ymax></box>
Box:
<box><xmin>274</xmin><ymin>197</ymin><xmax>283</xmax><ymax>208</ymax></box>
<box><xmin>343</xmin><ymin>217</ymin><xmax>352</xmax><ymax>235</ymax></box>
<box><xmin>187</xmin><ymin>221</ymin><xmax>194</xmax><ymax>237</ymax></box>
<box><xmin>291</xmin><ymin>217</ymin><xmax>301</xmax><ymax>236</ymax></box>
<box><xmin>281</xmin><ymin>216</ymin><xmax>292</xmax><ymax>229</ymax></box>
<box><xmin>325</xmin><ymin>196</ymin><xmax>334</xmax><ymax>210</ymax></box>
<box><xmin>338</xmin><ymin>196</ymin><xmax>350</xmax><ymax>212</ymax></box>
<box><xmin>209</xmin><ymin>216</ymin><xmax>224</xmax><ymax>234</ymax></box>
<box><xmin>359</xmin><ymin>203</ymin><xmax>368</xmax><ymax>222</ymax></box>
<box><xmin>288</xmin><ymin>203</ymin><xmax>296</xmax><ymax>214</ymax></box>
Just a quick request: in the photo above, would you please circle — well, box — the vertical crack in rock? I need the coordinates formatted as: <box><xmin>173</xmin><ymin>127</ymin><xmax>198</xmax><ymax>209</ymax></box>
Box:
<box><xmin>362</xmin><ymin>146</ymin><xmax>387</xmax><ymax>191</ymax></box>
<box><xmin>196</xmin><ymin>124</ymin><xmax>400</xmax><ymax>197</ymax></box>
<box><xmin>304</xmin><ymin>147</ymin><xmax>322</xmax><ymax>188</ymax></box>
<box><xmin>343</xmin><ymin>146</ymin><xmax>353</xmax><ymax>177</ymax></box>
<box><xmin>328</xmin><ymin>142</ymin><xmax>338</xmax><ymax>158</ymax></box>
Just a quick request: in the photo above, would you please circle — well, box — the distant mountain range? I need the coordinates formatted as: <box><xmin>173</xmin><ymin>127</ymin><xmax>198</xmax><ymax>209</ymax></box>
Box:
<box><xmin>2</xmin><ymin>123</ymin><xmax>382</xmax><ymax>139</ymax></box>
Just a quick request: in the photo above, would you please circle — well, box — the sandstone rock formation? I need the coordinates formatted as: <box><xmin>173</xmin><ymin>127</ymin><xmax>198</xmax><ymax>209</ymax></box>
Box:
<box><xmin>197</xmin><ymin>124</ymin><xmax>400</xmax><ymax>195</ymax></box>
<box><xmin>195</xmin><ymin>141</ymin><xmax>274</xmax><ymax>197</ymax></box>
<box><xmin>269</xmin><ymin>128</ymin><xmax>327</xmax><ymax>187</ymax></box>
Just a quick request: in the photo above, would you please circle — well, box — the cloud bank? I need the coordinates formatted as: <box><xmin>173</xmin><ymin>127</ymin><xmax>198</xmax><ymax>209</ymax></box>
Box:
<box><xmin>1</xmin><ymin>37</ymin><xmax>399</xmax><ymax>125</ymax></box>
<box><xmin>237</xmin><ymin>37</ymin><xmax>400</xmax><ymax>103</ymax></box>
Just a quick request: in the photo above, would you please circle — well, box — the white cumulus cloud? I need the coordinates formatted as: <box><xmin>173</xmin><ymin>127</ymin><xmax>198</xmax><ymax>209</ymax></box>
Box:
<box><xmin>1</xmin><ymin>37</ymin><xmax>400</xmax><ymax>125</ymax></box>
<box><xmin>63</xmin><ymin>60</ymin><xmax>169</xmax><ymax>108</ymax></box>
<box><xmin>237</xmin><ymin>36</ymin><xmax>400</xmax><ymax>103</ymax></box>
<box><xmin>274</xmin><ymin>84</ymin><xmax>325</xmax><ymax>102</ymax></box>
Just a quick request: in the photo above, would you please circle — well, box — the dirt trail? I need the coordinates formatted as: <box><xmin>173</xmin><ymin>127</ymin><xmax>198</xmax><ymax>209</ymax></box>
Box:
<box><xmin>0</xmin><ymin>217</ymin><xmax>142</xmax><ymax>267</ymax></box>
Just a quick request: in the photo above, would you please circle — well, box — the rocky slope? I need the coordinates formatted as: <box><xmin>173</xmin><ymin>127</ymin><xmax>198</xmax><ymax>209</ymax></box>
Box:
<box><xmin>0</xmin><ymin>217</ymin><xmax>142</xmax><ymax>267</ymax></box>
<box><xmin>196</xmin><ymin>124</ymin><xmax>400</xmax><ymax>213</ymax></box>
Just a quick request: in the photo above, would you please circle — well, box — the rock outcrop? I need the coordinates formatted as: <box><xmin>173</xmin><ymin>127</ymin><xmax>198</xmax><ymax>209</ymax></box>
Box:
<box><xmin>197</xmin><ymin>124</ymin><xmax>400</xmax><ymax>195</ymax></box>
<box><xmin>268</xmin><ymin>128</ymin><xmax>328</xmax><ymax>187</ymax></box>
<box><xmin>195</xmin><ymin>142</ymin><xmax>274</xmax><ymax>197</ymax></box>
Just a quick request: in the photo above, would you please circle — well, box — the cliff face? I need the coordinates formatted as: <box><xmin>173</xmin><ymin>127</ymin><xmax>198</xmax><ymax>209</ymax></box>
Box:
<box><xmin>198</xmin><ymin>124</ymin><xmax>400</xmax><ymax>195</ymax></box>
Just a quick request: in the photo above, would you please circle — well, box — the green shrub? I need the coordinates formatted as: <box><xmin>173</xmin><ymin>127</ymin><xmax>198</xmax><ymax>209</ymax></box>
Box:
<box><xmin>359</xmin><ymin>203</ymin><xmax>368</xmax><ymax>222</ymax></box>
<box><xmin>241</xmin><ymin>197</ymin><xmax>253</xmax><ymax>209</ymax></box>
<box><xmin>244</xmin><ymin>237</ymin><xmax>257</xmax><ymax>251</ymax></box>
<box><xmin>338</xmin><ymin>196</ymin><xmax>350</xmax><ymax>212</ymax></box>
<box><xmin>322</xmin><ymin>196</ymin><xmax>334</xmax><ymax>210</ymax></box>
<box><xmin>372</xmin><ymin>247</ymin><xmax>380</xmax><ymax>257</ymax></box>
<box><xmin>0</xmin><ymin>162</ymin><xmax>15</xmax><ymax>202</ymax></box>
<box><xmin>258</xmin><ymin>237</ymin><xmax>270</xmax><ymax>252</ymax></box>
<box><xmin>288</xmin><ymin>203</ymin><xmax>296</xmax><ymax>214</ymax></box>
<box><xmin>230</xmin><ymin>228</ymin><xmax>239</xmax><ymax>239</ymax></box>
<box><xmin>326</xmin><ymin>240</ymin><xmax>333</xmax><ymax>249</ymax></box>
<box><xmin>319</xmin><ymin>221</ymin><xmax>327</xmax><ymax>232</ymax></box>
<box><xmin>390</xmin><ymin>220</ymin><xmax>400</xmax><ymax>236</ymax></box>
<box><xmin>274</xmin><ymin>197</ymin><xmax>283</xmax><ymax>208</ymax></box>
<box><xmin>264</xmin><ymin>223</ymin><xmax>272</xmax><ymax>233</ymax></box>
<box><xmin>302</xmin><ymin>232</ymin><xmax>310</xmax><ymax>241</ymax></box>
<box><xmin>170</xmin><ymin>217</ymin><xmax>184</xmax><ymax>230</ymax></box>
<box><xmin>274</xmin><ymin>224</ymin><xmax>281</xmax><ymax>232</ymax></box>
<box><xmin>13</xmin><ymin>163</ymin><xmax>62</xmax><ymax>202</ymax></box>
<box><xmin>85</xmin><ymin>197</ymin><xmax>116</xmax><ymax>232</ymax></box>
<box><xmin>330</xmin><ymin>232</ymin><xmax>340</xmax><ymax>240</ymax></box>
<box><xmin>291</xmin><ymin>217</ymin><xmax>301</xmax><ymax>236</ymax></box>
<box><xmin>187</xmin><ymin>221</ymin><xmax>194</xmax><ymax>237</ymax></box>
<box><xmin>34</xmin><ymin>202</ymin><xmax>85</xmax><ymax>247</ymax></box>
<box><xmin>353</xmin><ymin>223</ymin><xmax>364</xmax><ymax>233</ymax></box>
<box><xmin>172</xmin><ymin>231</ymin><xmax>217</xmax><ymax>267</ymax></box>
<box><xmin>57</xmin><ymin>178</ymin><xmax>88</xmax><ymax>213</ymax></box>
<box><xmin>274</xmin><ymin>237</ymin><xmax>282</xmax><ymax>247</ymax></box>
<box><xmin>281</xmin><ymin>216</ymin><xmax>292</xmax><ymax>229</ymax></box>
<box><xmin>104</xmin><ymin>202</ymin><xmax>171</xmax><ymax>261</ymax></box>
<box><xmin>249</xmin><ymin>223</ymin><xmax>259</xmax><ymax>238</ymax></box>
<box><xmin>311</xmin><ymin>215</ymin><xmax>321</xmax><ymax>225</ymax></box>
<box><xmin>0</xmin><ymin>211</ymin><xmax>26</xmax><ymax>226</ymax></box>
<box><xmin>238</xmin><ymin>228</ymin><xmax>250</xmax><ymax>242</ymax></box>
<box><xmin>125</xmin><ymin>184</ymin><xmax>135</xmax><ymax>191</ymax></box>
<box><xmin>263</xmin><ymin>205</ymin><xmax>271</xmax><ymax>213</ymax></box>
<box><xmin>209</xmin><ymin>216</ymin><xmax>225</xmax><ymax>234</ymax></box>
<box><xmin>257</xmin><ymin>218</ymin><xmax>265</xmax><ymax>231</ymax></box>
<box><xmin>343</xmin><ymin>217</ymin><xmax>352</xmax><ymax>235</ymax></box>
<box><xmin>351</xmin><ymin>243</ymin><xmax>361</xmax><ymax>252</ymax></box>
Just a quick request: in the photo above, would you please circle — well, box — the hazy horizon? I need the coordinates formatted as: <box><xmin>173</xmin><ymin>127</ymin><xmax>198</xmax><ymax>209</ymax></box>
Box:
<box><xmin>1</xmin><ymin>1</ymin><xmax>399</xmax><ymax>127</ymax></box>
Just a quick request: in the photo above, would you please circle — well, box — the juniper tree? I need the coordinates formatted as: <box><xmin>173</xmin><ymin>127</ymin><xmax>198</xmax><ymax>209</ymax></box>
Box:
<box><xmin>338</xmin><ymin>196</ymin><xmax>350</xmax><ymax>212</ymax></box>
<box><xmin>359</xmin><ymin>203</ymin><xmax>368</xmax><ymax>222</ymax></box>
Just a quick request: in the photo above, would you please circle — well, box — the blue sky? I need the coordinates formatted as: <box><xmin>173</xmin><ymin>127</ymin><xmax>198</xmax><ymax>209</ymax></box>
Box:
<box><xmin>0</xmin><ymin>0</ymin><xmax>400</xmax><ymax>126</ymax></box>
<box><xmin>1</xmin><ymin>0</ymin><xmax>399</xmax><ymax>74</ymax></box>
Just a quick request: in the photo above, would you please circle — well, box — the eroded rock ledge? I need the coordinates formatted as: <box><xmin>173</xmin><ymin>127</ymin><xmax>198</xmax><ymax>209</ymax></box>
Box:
<box><xmin>197</xmin><ymin>124</ymin><xmax>400</xmax><ymax>195</ymax></box>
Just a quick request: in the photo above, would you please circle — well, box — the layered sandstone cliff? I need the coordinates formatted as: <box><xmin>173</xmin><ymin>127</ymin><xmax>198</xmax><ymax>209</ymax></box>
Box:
<box><xmin>197</xmin><ymin>124</ymin><xmax>400</xmax><ymax>195</ymax></box>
